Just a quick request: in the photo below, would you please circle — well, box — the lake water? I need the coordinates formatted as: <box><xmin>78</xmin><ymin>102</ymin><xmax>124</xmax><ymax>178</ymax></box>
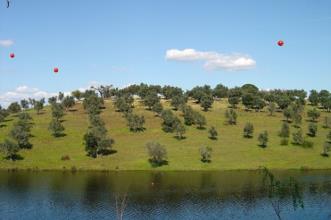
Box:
<box><xmin>0</xmin><ymin>170</ymin><xmax>330</xmax><ymax>220</ymax></box>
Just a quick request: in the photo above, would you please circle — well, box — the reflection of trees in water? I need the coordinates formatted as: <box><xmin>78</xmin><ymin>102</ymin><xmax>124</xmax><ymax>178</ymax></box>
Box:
<box><xmin>82</xmin><ymin>174</ymin><xmax>112</xmax><ymax>207</ymax></box>
<box><xmin>115</xmin><ymin>192</ymin><xmax>127</xmax><ymax>220</ymax></box>
<box><xmin>2</xmin><ymin>171</ymin><xmax>331</xmax><ymax>219</ymax></box>
<box><xmin>4</xmin><ymin>172</ymin><xmax>32</xmax><ymax>194</ymax></box>
<box><xmin>261</xmin><ymin>168</ymin><xmax>304</xmax><ymax>220</ymax></box>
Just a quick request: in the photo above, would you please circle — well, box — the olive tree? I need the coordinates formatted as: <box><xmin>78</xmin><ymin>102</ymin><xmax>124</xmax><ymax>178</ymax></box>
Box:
<box><xmin>208</xmin><ymin>126</ymin><xmax>218</xmax><ymax>140</ymax></box>
<box><xmin>307</xmin><ymin>123</ymin><xmax>317</xmax><ymax>137</ymax></box>
<box><xmin>0</xmin><ymin>139</ymin><xmax>21</xmax><ymax>160</ymax></box>
<box><xmin>146</xmin><ymin>141</ymin><xmax>167</xmax><ymax>166</ymax></box>
<box><xmin>267</xmin><ymin>102</ymin><xmax>277</xmax><ymax>116</ymax></box>
<box><xmin>307</xmin><ymin>108</ymin><xmax>320</xmax><ymax>122</ymax></box>
<box><xmin>258</xmin><ymin>131</ymin><xmax>268</xmax><ymax>148</ymax></box>
<box><xmin>243</xmin><ymin>122</ymin><xmax>254</xmax><ymax>138</ymax></box>
<box><xmin>200</xmin><ymin>146</ymin><xmax>212</xmax><ymax>163</ymax></box>
<box><xmin>225</xmin><ymin>109</ymin><xmax>237</xmax><ymax>125</ymax></box>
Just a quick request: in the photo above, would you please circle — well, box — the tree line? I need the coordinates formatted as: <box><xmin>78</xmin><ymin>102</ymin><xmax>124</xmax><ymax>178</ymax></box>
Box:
<box><xmin>1</xmin><ymin>83</ymin><xmax>331</xmax><ymax>163</ymax></box>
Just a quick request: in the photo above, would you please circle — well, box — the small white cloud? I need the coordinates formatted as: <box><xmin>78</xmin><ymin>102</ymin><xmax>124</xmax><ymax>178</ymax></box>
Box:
<box><xmin>165</xmin><ymin>48</ymin><xmax>256</xmax><ymax>71</ymax></box>
<box><xmin>0</xmin><ymin>39</ymin><xmax>14</xmax><ymax>47</ymax></box>
<box><xmin>0</xmin><ymin>86</ymin><xmax>57</xmax><ymax>107</ymax></box>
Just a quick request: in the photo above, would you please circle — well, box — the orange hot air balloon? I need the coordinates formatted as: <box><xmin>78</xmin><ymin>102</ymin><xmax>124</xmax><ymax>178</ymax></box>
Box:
<box><xmin>277</xmin><ymin>40</ymin><xmax>284</xmax><ymax>46</ymax></box>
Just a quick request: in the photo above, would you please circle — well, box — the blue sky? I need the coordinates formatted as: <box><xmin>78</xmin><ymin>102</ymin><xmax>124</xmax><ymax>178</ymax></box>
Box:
<box><xmin>0</xmin><ymin>0</ymin><xmax>331</xmax><ymax>105</ymax></box>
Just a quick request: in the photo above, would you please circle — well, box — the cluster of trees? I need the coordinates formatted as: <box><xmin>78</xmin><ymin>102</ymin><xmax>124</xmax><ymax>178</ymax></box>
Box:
<box><xmin>160</xmin><ymin>110</ymin><xmax>186</xmax><ymax>139</ymax></box>
<box><xmin>83</xmin><ymin>91</ymin><xmax>114</xmax><ymax>158</ymax></box>
<box><xmin>113</xmin><ymin>94</ymin><xmax>146</xmax><ymax>132</ymax></box>
<box><xmin>48</xmin><ymin>92</ymin><xmax>78</xmax><ymax>137</ymax></box>
<box><xmin>7</xmin><ymin>98</ymin><xmax>45</xmax><ymax>115</ymax></box>
<box><xmin>308</xmin><ymin>90</ymin><xmax>331</xmax><ymax>111</ymax></box>
<box><xmin>0</xmin><ymin>105</ymin><xmax>9</xmax><ymax>125</ymax></box>
<box><xmin>48</xmin><ymin>102</ymin><xmax>65</xmax><ymax>137</ymax></box>
<box><xmin>181</xmin><ymin>105</ymin><xmax>206</xmax><ymax>129</ymax></box>
<box><xmin>2</xmin><ymin>82</ymin><xmax>331</xmax><ymax>161</ymax></box>
<box><xmin>0</xmin><ymin>112</ymin><xmax>33</xmax><ymax>160</ymax></box>
<box><xmin>146</xmin><ymin>141</ymin><xmax>213</xmax><ymax>166</ymax></box>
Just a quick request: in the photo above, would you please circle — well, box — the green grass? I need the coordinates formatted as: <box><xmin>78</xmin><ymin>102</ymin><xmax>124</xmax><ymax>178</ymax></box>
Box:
<box><xmin>0</xmin><ymin>99</ymin><xmax>330</xmax><ymax>171</ymax></box>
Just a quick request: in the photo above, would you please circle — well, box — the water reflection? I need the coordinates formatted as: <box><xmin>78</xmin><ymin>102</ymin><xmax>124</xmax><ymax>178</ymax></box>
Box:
<box><xmin>0</xmin><ymin>170</ymin><xmax>330</xmax><ymax>219</ymax></box>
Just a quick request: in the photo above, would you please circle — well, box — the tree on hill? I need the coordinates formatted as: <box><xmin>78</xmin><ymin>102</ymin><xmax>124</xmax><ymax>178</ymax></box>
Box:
<box><xmin>243</xmin><ymin>122</ymin><xmax>254</xmax><ymax>138</ymax></box>
<box><xmin>93</xmin><ymin>85</ymin><xmax>116</xmax><ymax>99</ymax></box>
<box><xmin>8</xmin><ymin>102</ymin><xmax>21</xmax><ymax>114</ymax></box>
<box><xmin>126</xmin><ymin>113</ymin><xmax>145</xmax><ymax>132</ymax></box>
<box><xmin>10</xmin><ymin>113</ymin><xmax>33</xmax><ymax>149</ymax></box>
<box><xmin>321</xmin><ymin>142</ymin><xmax>331</xmax><ymax>157</ymax></box>
<box><xmin>307</xmin><ymin>108</ymin><xmax>320</xmax><ymax>122</ymax></box>
<box><xmin>228</xmin><ymin>95</ymin><xmax>240</xmax><ymax>109</ymax></box>
<box><xmin>83</xmin><ymin>93</ymin><xmax>104</xmax><ymax>114</ymax></box>
<box><xmin>162</xmin><ymin>86</ymin><xmax>183</xmax><ymax>100</ymax></box>
<box><xmin>200</xmin><ymin>94</ymin><xmax>214</xmax><ymax>111</ymax></box>
<box><xmin>253</xmin><ymin>96</ymin><xmax>266</xmax><ymax>112</ymax></box>
<box><xmin>327</xmin><ymin>130</ymin><xmax>331</xmax><ymax>143</ymax></box>
<box><xmin>160</xmin><ymin>110</ymin><xmax>180</xmax><ymax>132</ymax></box>
<box><xmin>324</xmin><ymin>117</ymin><xmax>331</xmax><ymax>129</ymax></box>
<box><xmin>279</xmin><ymin>122</ymin><xmax>290</xmax><ymax>138</ymax></box>
<box><xmin>241</xmin><ymin>84</ymin><xmax>259</xmax><ymax>95</ymax></box>
<box><xmin>151</xmin><ymin>102</ymin><xmax>163</xmax><ymax>116</ymax></box>
<box><xmin>48</xmin><ymin>96</ymin><xmax>57</xmax><ymax>105</ymax></box>
<box><xmin>58</xmin><ymin>92</ymin><xmax>64</xmax><ymax>101</ymax></box>
<box><xmin>225</xmin><ymin>109</ymin><xmax>237</xmax><ymax>125</ymax></box>
<box><xmin>84</xmin><ymin>126</ymin><xmax>114</xmax><ymax>158</ymax></box>
<box><xmin>71</xmin><ymin>90</ymin><xmax>82</xmax><ymax>101</ymax></box>
<box><xmin>308</xmin><ymin>90</ymin><xmax>319</xmax><ymax>106</ymax></box>
<box><xmin>0</xmin><ymin>106</ymin><xmax>9</xmax><ymax>124</ymax></box>
<box><xmin>48</xmin><ymin>118</ymin><xmax>65</xmax><ymax>137</ymax></box>
<box><xmin>276</xmin><ymin>95</ymin><xmax>291</xmax><ymax>110</ymax></box>
<box><xmin>62</xmin><ymin>96</ymin><xmax>75</xmax><ymax>111</ymax></box>
<box><xmin>292</xmin><ymin>112</ymin><xmax>302</xmax><ymax>128</ymax></box>
<box><xmin>34</xmin><ymin>100</ymin><xmax>44</xmax><ymax>114</ymax></box>
<box><xmin>227</xmin><ymin>87</ymin><xmax>242</xmax><ymax>108</ymax></box>
<box><xmin>174</xmin><ymin>121</ymin><xmax>186</xmax><ymax>139</ymax></box>
<box><xmin>208</xmin><ymin>126</ymin><xmax>218</xmax><ymax>140</ymax></box>
<box><xmin>114</xmin><ymin>96</ymin><xmax>132</xmax><ymax>113</ymax></box>
<box><xmin>20</xmin><ymin>99</ymin><xmax>29</xmax><ymax>110</ymax></box>
<box><xmin>213</xmin><ymin>84</ymin><xmax>228</xmax><ymax>99</ymax></box>
<box><xmin>51</xmin><ymin>103</ymin><xmax>64</xmax><ymax>119</ymax></box>
<box><xmin>144</xmin><ymin>92</ymin><xmax>159</xmax><ymax>110</ymax></box>
<box><xmin>292</xmin><ymin>129</ymin><xmax>304</xmax><ymax>145</ymax></box>
<box><xmin>307</xmin><ymin>123</ymin><xmax>317</xmax><ymax>137</ymax></box>
<box><xmin>181</xmin><ymin>105</ymin><xmax>195</xmax><ymax>126</ymax></box>
<box><xmin>242</xmin><ymin>93</ymin><xmax>255</xmax><ymax>110</ymax></box>
<box><xmin>200</xmin><ymin>146</ymin><xmax>212</xmax><ymax>163</ymax></box>
<box><xmin>318</xmin><ymin>90</ymin><xmax>331</xmax><ymax>112</ymax></box>
<box><xmin>194</xmin><ymin>112</ymin><xmax>206</xmax><ymax>129</ymax></box>
<box><xmin>171</xmin><ymin>95</ymin><xmax>187</xmax><ymax>110</ymax></box>
<box><xmin>267</xmin><ymin>102</ymin><xmax>277</xmax><ymax>116</ymax></box>
<box><xmin>146</xmin><ymin>141</ymin><xmax>167</xmax><ymax>166</ymax></box>
<box><xmin>258</xmin><ymin>131</ymin><xmax>268</xmax><ymax>148</ymax></box>
<box><xmin>283</xmin><ymin>107</ymin><xmax>293</xmax><ymax>123</ymax></box>
<box><xmin>189</xmin><ymin>85</ymin><xmax>213</xmax><ymax>103</ymax></box>
<box><xmin>0</xmin><ymin>139</ymin><xmax>21</xmax><ymax>161</ymax></box>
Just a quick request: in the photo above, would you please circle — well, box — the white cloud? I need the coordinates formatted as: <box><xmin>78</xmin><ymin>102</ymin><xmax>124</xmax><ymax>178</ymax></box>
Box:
<box><xmin>0</xmin><ymin>86</ymin><xmax>57</xmax><ymax>108</ymax></box>
<box><xmin>165</xmin><ymin>48</ymin><xmax>256</xmax><ymax>71</ymax></box>
<box><xmin>0</xmin><ymin>39</ymin><xmax>14</xmax><ymax>47</ymax></box>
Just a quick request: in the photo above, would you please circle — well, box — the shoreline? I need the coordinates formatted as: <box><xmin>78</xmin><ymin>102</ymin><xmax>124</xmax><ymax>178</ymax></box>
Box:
<box><xmin>1</xmin><ymin>167</ymin><xmax>331</xmax><ymax>172</ymax></box>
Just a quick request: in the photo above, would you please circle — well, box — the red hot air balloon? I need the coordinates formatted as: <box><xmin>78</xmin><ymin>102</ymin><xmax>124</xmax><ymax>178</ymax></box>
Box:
<box><xmin>277</xmin><ymin>40</ymin><xmax>284</xmax><ymax>46</ymax></box>
<box><xmin>53</xmin><ymin>67</ymin><xmax>59</xmax><ymax>73</ymax></box>
<box><xmin>10</xmin><ymin>53</ymin><xmax>15</xmax><ymax>58</ymax></box>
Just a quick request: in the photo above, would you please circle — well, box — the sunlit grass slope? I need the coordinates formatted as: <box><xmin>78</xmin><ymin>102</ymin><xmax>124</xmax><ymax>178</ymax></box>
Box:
<box><xmin>0</xmin><ymin>99</ymin><xmax>330</xmax><ymax>170</ymax></box>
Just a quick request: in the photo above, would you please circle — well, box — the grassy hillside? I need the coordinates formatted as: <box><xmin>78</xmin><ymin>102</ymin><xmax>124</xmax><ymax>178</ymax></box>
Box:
<box><xmin>0</xmin><ymin>99</ymin><xmax>330</xmax><ymax>171</ymax></box>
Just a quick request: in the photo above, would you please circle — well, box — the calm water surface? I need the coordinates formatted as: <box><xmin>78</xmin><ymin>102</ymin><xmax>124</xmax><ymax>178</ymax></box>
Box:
<box><xmin>0</xmin><ymin>170</ymin><xmax>330</xmax><ymax>220</ymax></box>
